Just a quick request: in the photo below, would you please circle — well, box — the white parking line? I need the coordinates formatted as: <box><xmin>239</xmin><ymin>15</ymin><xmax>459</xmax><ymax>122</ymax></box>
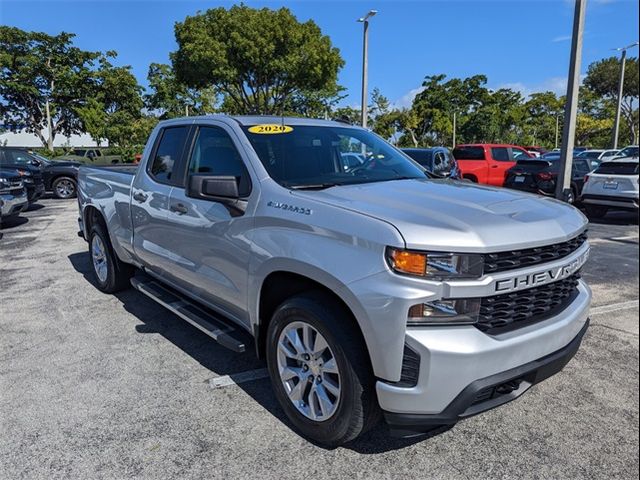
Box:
<box><xmin>590</xmin><ymin>300</ymin><xmax>639</xmax><ymax>316</ymax></box>
<box><xmin>208</xmin><ymin>368</ymin><xmax>269</xmax><ymax>389</ymax></box>
<box><xmin>610</xmin><ymin>234</ymin><xmax>639</xmax><ymax>242</ymax></box>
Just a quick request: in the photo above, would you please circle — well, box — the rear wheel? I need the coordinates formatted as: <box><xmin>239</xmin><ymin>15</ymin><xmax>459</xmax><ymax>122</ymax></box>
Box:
<box><xmin>266</xmin><ymin>292</ymin><xmax>379</xmax><ymax>446</ymax></box>
<box><xmin>585</xmin><ymin>205</ymin><xmax>608</xmax><ymax>218</ymax></box>
<box><xmin>88</xmin><ymin>222</ymin><xmax>133</xmax><ymax>293</ymax></box>
<box><xmin>52</xmin><ymin>176</ymin><xmax>77</xmax><ymax>199</ymax></box>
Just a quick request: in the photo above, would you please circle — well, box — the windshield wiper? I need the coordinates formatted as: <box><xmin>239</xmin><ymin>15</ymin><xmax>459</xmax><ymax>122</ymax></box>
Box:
<box><xmin>287</xmin><ymin>183</ymin><xmax>340</xmax><ymax>190</ymax></box>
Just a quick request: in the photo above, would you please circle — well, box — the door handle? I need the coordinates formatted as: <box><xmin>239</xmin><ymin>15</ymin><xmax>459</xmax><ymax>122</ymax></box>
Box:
<box><xmin>491</xmin><ymin>165</ymin><xmax>499</xmax><ymax>168</ymax></box>
<box><xmin>133</xmin><ymin>192</ymin><xmax>148</xmax><ymax>203</ymax></box>
<box><xmin>170</xmin><ymin>203</ymin><xmax>188</xmax><ymax>215</ymax></box>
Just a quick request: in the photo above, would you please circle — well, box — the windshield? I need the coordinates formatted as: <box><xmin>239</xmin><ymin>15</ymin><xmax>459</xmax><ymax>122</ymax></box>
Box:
<box><xmin>617</xmin><ymin>146</ymin><xmax>639</xmax><ymax>158</ymax></box>
<box><xmin>241</xmin><ymin>125</ymin><xmax>426</xmax><ymax>188</ymax></box>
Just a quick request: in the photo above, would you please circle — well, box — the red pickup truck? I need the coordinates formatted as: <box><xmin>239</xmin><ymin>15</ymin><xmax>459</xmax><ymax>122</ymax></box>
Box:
<box><xmin>452</xmin><ymin>144</ymin><xmax>533</xmax><ymax>186</ymax></box>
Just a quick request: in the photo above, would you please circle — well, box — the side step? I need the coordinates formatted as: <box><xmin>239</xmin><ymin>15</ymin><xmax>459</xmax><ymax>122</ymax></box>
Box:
<box><xmin>130</xmin><ymin>276</ymin><xmax>246</xmax><ymax>353</ymax></box>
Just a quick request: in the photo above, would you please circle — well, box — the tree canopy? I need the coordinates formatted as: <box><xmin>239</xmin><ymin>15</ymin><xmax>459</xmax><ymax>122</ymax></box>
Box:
<box><xmin>0</xmin><ymin>27</ymin><xmax>100</xmax><ymax>150</ymax></box>
<box><xmin>172</xmin><ymin>5</ymin><xmax>344</xmax><ymax>115</ymax></box>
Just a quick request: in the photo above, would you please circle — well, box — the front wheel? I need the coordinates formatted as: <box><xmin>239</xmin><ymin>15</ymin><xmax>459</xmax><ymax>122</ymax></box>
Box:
<box><xmin>52</xmin><ymin>176</ymin><xmax>77</xmax><ymax>199</ymax></box>
<box><xmin>266</xmin><ymin>292</ymin><xmax>379</xmax><ymax>446</ymax></box>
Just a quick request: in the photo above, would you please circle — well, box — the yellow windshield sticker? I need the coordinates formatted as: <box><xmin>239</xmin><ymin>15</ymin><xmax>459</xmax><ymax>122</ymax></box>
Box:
<box><xmin>248</xmin><ymin>124</ymin><xmax>293</xmax><ymax>134</ymax></box>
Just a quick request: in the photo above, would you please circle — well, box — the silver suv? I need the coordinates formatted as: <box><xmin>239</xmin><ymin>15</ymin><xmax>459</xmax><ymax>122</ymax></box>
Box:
<box><xmin>77</xmin><ymin>116</ymin><xmax>591</xmax><ymax>446</ymax></box>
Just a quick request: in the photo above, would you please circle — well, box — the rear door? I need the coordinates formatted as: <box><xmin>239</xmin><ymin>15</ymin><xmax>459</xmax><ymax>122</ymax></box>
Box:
<box><xmin>132</xmin><ymin>124</ymin><xmax>191</xmax><ymax>278</ymax></box>
<box><xmin>163</xmin><ymin>123</ymin><xmax>255</xmax><ymax>327</ymax></box>
<box><xmin>487</xmin><ymin>146</ymin><xmax>513</xmax><ymax>186</ymax></box>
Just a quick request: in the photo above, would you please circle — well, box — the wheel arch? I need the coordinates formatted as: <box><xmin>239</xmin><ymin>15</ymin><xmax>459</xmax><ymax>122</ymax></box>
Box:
<box><xmin>254</xmin><ymin>266</ymin><xmax>374</xmax><ymax>372</ymax></box>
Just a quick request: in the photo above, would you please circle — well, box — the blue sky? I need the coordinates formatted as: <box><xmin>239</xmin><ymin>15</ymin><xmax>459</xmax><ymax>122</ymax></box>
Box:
<box><xmin>1</xmin><ymin>0</ymin><xmax>638</xmax><ymax>108</ymax></box>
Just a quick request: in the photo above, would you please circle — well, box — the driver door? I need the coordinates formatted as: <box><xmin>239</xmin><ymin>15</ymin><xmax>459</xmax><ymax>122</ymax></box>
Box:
<box><xmin>162</xmin><ymin>124</ymin><xmax>255</xmax><ymax>327</ymax></box>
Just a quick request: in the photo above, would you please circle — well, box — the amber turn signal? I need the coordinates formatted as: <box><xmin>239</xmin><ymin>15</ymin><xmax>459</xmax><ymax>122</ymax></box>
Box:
<box><xmin>387</xmin><ymin>249</ymin><xmax>427</xmax><ymax>276</ymax></box>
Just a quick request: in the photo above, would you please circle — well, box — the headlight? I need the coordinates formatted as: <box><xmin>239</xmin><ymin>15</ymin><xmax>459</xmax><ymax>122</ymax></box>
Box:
<box><xmin>386</xmin><ymin>247</ymin><xmax>483</xmax><ymax>279</ymax></box>
<box><xmin>408</xmin><ymin>298</ymin><xmax>481</xmax><ymax>326</ymax></box>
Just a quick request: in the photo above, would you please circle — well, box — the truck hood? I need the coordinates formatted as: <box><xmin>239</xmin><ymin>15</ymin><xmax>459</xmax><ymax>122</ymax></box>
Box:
<box><xmin>293</xmin><ymin>179</ymin><xmax>588</xmax><ymax>252</ymax></box>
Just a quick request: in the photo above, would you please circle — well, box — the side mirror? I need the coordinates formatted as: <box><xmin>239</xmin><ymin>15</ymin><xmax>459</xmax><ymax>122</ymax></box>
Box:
<box><xmin>186</xmin><ymin>174</ymin><xmax>239</xmax><ymax>201</ymax></box>
<box><xmin>29</xmin><ymin>159</ymin><xmax>42</xmax><ymax>167</ymax></box>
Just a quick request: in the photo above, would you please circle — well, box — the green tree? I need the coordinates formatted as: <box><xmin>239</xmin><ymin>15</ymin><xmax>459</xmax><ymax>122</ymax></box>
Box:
<box><xmin>77</xmin><ymin>55</ymin><xmax>144</xmax><ymax>147</ymax></box>
<box><xmin>145</xmin><ymin>63</ymin><xmax>217</xmax><ymax>119</ymax></box>
<box><xmin>0</xmin><ymin>27</ymin><xmax>100</xmax><ymax>151</ymax></box>
<box><xmin>522</xmin><ymin>91</ymin><xmax>564</xmax><ymax>147</ymax></box>
<box><xmin>584</xmin><ymin>56</ymin><xmax>639</xmax><ymax>145</ymax></box>
<box><xmin>172</xmin><ymin>5</ymin><xmax>344</xmax><ymax>115</ymax></box>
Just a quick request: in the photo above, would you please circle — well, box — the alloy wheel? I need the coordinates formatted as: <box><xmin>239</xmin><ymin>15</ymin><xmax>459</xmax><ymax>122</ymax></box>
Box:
<box><xmin>277</xmin><ymin>321</ymin><xmax>341</xmax><ymax>421</ymax></box>
<box><xmin>91</xmin><ymin>235</ymin><xmax>108</xmax><ymax>283</ymax></box>
<box><xmin>55</xmin><ymin>179</ymin><xmax>75</xmax><ymax>198</ymax></box>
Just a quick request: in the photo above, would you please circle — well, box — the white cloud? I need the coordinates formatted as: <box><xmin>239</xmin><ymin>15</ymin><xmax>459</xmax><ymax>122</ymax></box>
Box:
<box><xmin>391</xmin><ymin>86</ymin><xmax>425</xmax><ymax>110</ymax></box>
<box><xmin>552</xmin><ymin>35</ymin><xmax>572</xmax><ymax>43</ymax></box>
<box><xmin>496</xmin><ymin>75</ymin><xmax>586</xmax><ymax>99</ymax></box>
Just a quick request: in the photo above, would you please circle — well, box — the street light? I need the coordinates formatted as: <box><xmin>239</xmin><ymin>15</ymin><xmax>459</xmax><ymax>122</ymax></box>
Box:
<box><xmin>357</xmin><ymin>9</ymin><xmax>377</xmax><ymax>128</ymax></box>
<box><xmin>611</xmin><ymin>41</ymin><xmax>639</xmax><ymax>149</ymax></box>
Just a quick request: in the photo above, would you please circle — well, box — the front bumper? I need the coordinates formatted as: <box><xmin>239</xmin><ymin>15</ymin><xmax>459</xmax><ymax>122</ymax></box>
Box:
<box><xmin>384</xmin><ymin>318</ymin><xmax>589</xmax><ymax>436</ymax></box>
<box><xmin>0</xmin><ymin>190</ymin><xmax>28</xmax><ymax>217</ymax></box>
<box><xmin>26</xmin><ymin>182</ymin><xmax>45</xmax><ymax>202</ymax></box>
<box><xmin>375</xmin><ymin>278</ymin><xmax>591</xmax><ymax>422</ymax></box>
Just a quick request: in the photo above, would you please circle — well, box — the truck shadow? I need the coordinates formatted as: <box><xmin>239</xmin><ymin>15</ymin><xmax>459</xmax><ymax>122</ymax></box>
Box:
<box><xmin>68</xmin><ymin>250</ymin><xmax>445</xmax><ymax>453</ymax></box>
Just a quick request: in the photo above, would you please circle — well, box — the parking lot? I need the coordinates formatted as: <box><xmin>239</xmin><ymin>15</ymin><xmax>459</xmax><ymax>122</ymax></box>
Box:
<box><xmin>0</xmin><ymin>198</ymin><xmax>638</xmax><ymax>479</ymax></box>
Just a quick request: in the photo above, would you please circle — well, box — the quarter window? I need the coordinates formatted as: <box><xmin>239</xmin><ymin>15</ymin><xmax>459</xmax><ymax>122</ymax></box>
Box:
<box><xmin>149</xmin><ymin>126</ymin><xmax>190</xmax><ymax>184</ymax></box>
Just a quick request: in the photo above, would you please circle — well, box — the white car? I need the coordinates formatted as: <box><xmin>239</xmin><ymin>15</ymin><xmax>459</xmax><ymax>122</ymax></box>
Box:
<box><xmin>581</xmin><ymin>157</ymin><xmax>639</xmax><ymax>218</ymax></box>
<box><xmin>599</xmin><ymin>149</ymin><xmax>620</xmax><ymax>162</ymax></box>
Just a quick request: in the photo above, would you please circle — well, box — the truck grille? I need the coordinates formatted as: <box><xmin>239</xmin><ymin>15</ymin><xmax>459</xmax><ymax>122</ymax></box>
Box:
<box><xmin>483</xmin><ymin>232</ymin><xmax>587</xmax><ymax>274</ymax></box>
<box><xmin>476</xmin><ymin>273</ymin><xmax>581</xmax><ymax>333</ymax></box>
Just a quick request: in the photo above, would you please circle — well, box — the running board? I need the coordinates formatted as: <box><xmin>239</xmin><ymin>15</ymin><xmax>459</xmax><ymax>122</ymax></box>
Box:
<box><xmin>130</xmin><ymin>276</ymin><xmax>246</xmax><ymax>353</ymax></box>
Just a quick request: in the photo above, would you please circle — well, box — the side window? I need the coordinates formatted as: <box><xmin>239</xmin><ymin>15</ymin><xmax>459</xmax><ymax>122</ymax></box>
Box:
<box><xmin>511</xmin><ymin>148</ymin><xmax>529</xmax><ymax>160</ymax></box>
<box><xmin>149</xmin><ymin>126</ymin><xmax>190</xmax><ymax>184</ymax></box>
<box><xmin>433</xmin><ymin>151</ymin><xmax>446</xmax><ymax>174</ymax></box>
<box><xmin>188</xmin><ymin>126</ymin><xmax>251</xmax><ymax>197</ymax></box>
<box><xmin>491</xmin><ymin>147</ymin><xmax>510</xmax><ymax>161</ymax></box>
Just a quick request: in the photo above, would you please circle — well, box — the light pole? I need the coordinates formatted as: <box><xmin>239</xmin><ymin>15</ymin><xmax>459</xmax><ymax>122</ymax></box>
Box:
<box><xmin>556</xmin><ymin>0</ymin><xmax>586</xmax><ymax>202</ymax></box>
<box><xmin>358</xmin><ymin>10</ymin><xmax>377</xmax><ymax>128</ymax></box>
<box><xmin>611</xmin><ymin>41</ymin><xmax>639</xmax><ymax>149</ymax></box>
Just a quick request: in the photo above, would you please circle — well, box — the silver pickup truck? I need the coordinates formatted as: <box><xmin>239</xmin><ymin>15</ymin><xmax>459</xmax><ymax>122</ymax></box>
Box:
<box><xmin>78</xmin><ymin>115</ymin><xmax>591</xmax><ymax>446</ymax></box>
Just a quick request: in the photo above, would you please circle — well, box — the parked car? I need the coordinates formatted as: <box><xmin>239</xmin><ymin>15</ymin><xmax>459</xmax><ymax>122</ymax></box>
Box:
<box><xmin>504</xmin><ymin>156</ymin><xmax>592</xmax><ymax>204</ymax></box>
<box><xmin>599</xmin><ymin>149</ymin><xmax>620</xmax><ymax>162</ymax></box>
<box><xmin>613</xmin><ymin>145</ymin><xmax>639</xmax><ymax>159</ymax></box>
<box><xmin>452</xmin><ymin>144</ymin><xmax>533</xmax><ymax>185</ymax></box>
<box><xmin>581</xmin><ymin>158</ymin><xmax>639</xmax><ymax>218</ymax></box>
<box><xmin>54</xmin><ymin>148</ymin><xmax>121</xmax><ymax>165</ymax></box>
<box><xmin>401</xmin><ymin>147</ymin><xmax>461</xmax><ymax>178</ymax></box>
<box><xmin>0</xmin><ymin>147</ymin><xmax>45</xmax><ymax>203</ymax></box>
<box><xmin>32</xmin><ymin>154</ymin><xmax>81</xmax><ymax>199</ymax></box>
<box><xmin>575</xmin><ymin>150</ymin><xmax>606</xmax><ymax>170</ymax></box>
<box><xmin>0</xmin><ymin>147</ymin><xmax>81</xmax><ymax>199</ymax></box>
<box><xmin>0</xmin><ymin>168</ymin><xmax>28</xmax><ymax>221</ymax></box>
<box><xmin>78</xmin><ymin>115</ymin><xmax>591</xmax><ymax>446</ymax></box>
<box><xmin>523</xmin><ymin>146</ymin><xmax>548</xmax><ymax>157</ymax></box>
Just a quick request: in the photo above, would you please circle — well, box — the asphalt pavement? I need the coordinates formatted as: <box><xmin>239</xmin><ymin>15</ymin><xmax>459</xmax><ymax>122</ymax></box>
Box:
<box><xmin>0</xmin><ymin>199</ymin><xmax>638</xmax><ymax>479</ymax></box>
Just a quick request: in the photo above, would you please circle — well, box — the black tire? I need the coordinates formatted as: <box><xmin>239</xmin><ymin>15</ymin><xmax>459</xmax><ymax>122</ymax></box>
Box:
<box><xmin>88</xmin><ymin>222</ymin><xmax>133</xmax><ymax>293</ymax></box>
<box><xmin>585</xmin><ymin>205</ymin><xmax>608</xmax><ymax>218</ymax></box>
<box><xmin>566</xmin><ymin>188</ymin><xmax>577</xmax><ymax>205</ymax></box>
<box><xmin>52</xmin><ymin>176</ymin><xmax>77</xmax><ymax>199</ymax></box>
<box><xmin>266</xmin><ymin>291</ymin><xmax>380</xmax><ymax>447</ymax></box>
